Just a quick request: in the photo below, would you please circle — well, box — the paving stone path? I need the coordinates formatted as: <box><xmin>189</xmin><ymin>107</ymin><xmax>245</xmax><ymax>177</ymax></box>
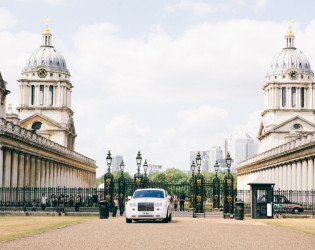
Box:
<box><xmin>1</xmin><ymin>217</ymin><xmax>315</xmax><ymax>249</ymax></box>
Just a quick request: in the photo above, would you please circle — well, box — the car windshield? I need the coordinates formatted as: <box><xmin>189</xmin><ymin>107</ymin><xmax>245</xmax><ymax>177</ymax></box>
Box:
<box><xmin>133</xmin><ymin>190</ymin><xmax>164</xmax><ymax>199</ymax></box>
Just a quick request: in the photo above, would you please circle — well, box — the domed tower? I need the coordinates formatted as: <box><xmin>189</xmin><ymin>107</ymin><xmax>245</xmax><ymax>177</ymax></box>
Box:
<box><xmin>16</xmin><ymin>23</ymin><xmax>76</xmax><ymax>150</ymax></box>
<box><xmin>258</xmin><ymin>22</ymin><xmax>315</xmax><ymax>153</ymax></box>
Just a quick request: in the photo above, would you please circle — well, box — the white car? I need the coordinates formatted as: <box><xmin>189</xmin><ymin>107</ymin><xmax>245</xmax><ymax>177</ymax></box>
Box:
<box><xmin>126</xmin><ymin>188</ymin><xmax>172</xmax><ymax>223</ymax></box>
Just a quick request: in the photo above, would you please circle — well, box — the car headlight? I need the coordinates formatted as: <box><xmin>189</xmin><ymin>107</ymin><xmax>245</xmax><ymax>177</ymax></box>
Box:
<box><xmin>155</xmin><ymin>203</ymin><xmax>163</xmax><ymax>207</ymax></box>
<box><xmin>129</xmin><ymin>203</ymin><xmax>137</xmax><ymax>207</ymax></box>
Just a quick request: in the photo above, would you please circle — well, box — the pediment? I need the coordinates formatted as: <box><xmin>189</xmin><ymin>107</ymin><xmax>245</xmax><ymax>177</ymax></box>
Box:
<box><xmin>20</xmin><ymin>114</ymin><xmax>65</xmax><ymax>131</ymax></box>
<box><xmin>271</xmin><ymin>116</ymin><xmax>315</xmax><ymax>133</ymax></box>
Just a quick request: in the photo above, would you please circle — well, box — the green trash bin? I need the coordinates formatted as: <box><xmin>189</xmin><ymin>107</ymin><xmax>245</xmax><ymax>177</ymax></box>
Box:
<box><xmin>235</xmin><ymin>201</ymin><xmax>244</xmax><ymax>220</ymax></box>
<box><xmin>99</xmin><ymin>200</ymin><xmax>109</xmax><ymax>219</ymax></box>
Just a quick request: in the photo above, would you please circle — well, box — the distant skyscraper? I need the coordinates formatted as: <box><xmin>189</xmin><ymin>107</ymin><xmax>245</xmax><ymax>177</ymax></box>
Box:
<box><xmin>235</xmin><ymin>133</ymin><xmax>257</xmax><ymax>164</ymax></box>
<box><xmin>147</xmin><ymin>164</ymin><xmax>162</xmax><ymax>175</ymax></box>
<box><xmin>112</xmin><ymin>155</ymin><xmax>124</xmax><ymax>172</ymax></box>
<box><xmin>209</xmin><ymin>146</ymin><xmax>223</xmax><ymax>172</ymax></box>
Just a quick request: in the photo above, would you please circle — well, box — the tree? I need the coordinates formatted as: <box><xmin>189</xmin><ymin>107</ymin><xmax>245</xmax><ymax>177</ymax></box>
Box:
<box><xmin>95</xmin><ymin>171</ymin><xmax>132</xmax><ymax>188</ymax></box>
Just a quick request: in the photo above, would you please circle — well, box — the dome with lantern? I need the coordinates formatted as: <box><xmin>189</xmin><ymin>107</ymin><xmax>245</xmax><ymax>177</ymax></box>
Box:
<box><xmin>266</xmin><ymin>24</ymin><xmax>313</xmax><ymax>76</ymax></box>
<box><xmin>22</xmin><ymin>23</ymin><xmax>69</xmax><ymax>74</ymax></box>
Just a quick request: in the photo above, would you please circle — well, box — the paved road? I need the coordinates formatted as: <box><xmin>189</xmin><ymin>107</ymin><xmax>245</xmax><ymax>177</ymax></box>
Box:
<box><xmin>1</xmin><ymin>217</ymin><xmax>315</xmax><ymax>250</ymax></box>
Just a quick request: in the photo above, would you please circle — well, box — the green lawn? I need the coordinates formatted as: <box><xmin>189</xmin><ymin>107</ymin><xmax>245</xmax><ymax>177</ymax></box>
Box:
<box><xmin>0</xmin><ymin>216</ymin><xmax>96</xmax><ymax>242</ymax></box>
<box><xmin>250</xmin><ymin>218</ymin><xmax>315</xmax><ymax>235</ymax></box>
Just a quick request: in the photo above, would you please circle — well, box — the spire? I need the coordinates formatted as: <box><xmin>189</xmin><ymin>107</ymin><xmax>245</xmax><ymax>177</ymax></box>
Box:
<box><xmin>42</xmin><ymin>17</ymin><xmax>53</xmax><ymax>47</ymax></box>
<box><xmin>285</xmin><ymin>19</ymin><xmax>295</xmax><ymax>48</ymax></box>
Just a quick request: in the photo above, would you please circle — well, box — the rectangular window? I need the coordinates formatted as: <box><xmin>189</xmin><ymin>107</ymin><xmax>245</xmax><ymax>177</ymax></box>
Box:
<box><xmin>31</xmin><ymin>85</ymin><xmax>35</xmax><ymax>105</ymax></box>
<box><xmin>40</xmin><ymin>85</ymin><xmax>44</xmax><ymax>105</ymax></box>
<box><xmin>301</xmin><ymin>87</ymin><xmax>305</xmax><ymax>108</ymax></box>
<box><xmin>292</xmin><ymin>87</ymin><xmax>296</xmax><ymax>107</ymax></box>
<box><xmin>282</xmin><ymin>87</ymin><xmax>286</xmax><ymax>107</ymax></box>
<box><xmin>49</xmin><ymin>85</ymin><xmax>54</xmax><ymax>105</ymax></box>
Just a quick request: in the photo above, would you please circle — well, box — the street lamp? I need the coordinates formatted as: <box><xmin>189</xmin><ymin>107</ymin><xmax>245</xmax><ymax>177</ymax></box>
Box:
<box><xmin>191</xmin><ymin>160</ymin><xmax>196</xmax><ymax>174</ymax></box>
<box><xmin>226</xmin><ymin>152</ymin><xmax>232</xmax><ymax>173</ymax></box>
<box><xmin>214</xmin><ymin>161</ymin><xmax>219</xmax><ymax>177</ymax></box>
<box><xmin>120</xmin><ymin>160</ymin><xmax>125</xmax><ymax>175</ymax></box>
<box><xmin>143</xmin><ymin>159</ymin><xmax>148</xmax><ymax>176</ymax></box>
<box><xmin>196</xmin><ymin>151</ymin><xmax>201</xmax><ymax>173</ymax></box>
<box><xmin>136</xmin><ymin>150</ymin><xmax>142</xmax><ymax>173</ymax></box>
<box><xmin>106</xmin><ymin>150</ymin><xmax>112</xmax><ymax>172</ymax></box>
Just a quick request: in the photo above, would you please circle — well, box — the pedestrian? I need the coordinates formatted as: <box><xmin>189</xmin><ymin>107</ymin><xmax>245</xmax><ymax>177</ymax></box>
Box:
<box><xmin>113</xmin><ymin>196</ymin><xmax>118</xmax><ymax>217</ymax></box>
<box><xmin>180</xmin><ymin>193</ymin><xmax>186</xmax><ymax>211</ymax></box>
<box><xmin>74</xmin><ymin>194</ymin><xmax>81</xmax><ymax>212</ymax></box>
<box><xmin>58</xmin><ymin>194</ymin><xmax>65</xmax><ymax>213</ymax></box>
<box><xmin>32</xmin><ymin>199</ymin><xmax>36</xmax><ymax>211</ymax></box>
<box><xmin>174</xmin><ymin>195</ymin><xmax>178</xmax><ymax>211</ymax></box>
<box><xmin>40</xmin><ymin>193</ymin><xmax>47</xmax><ymax>211</ymax></box>
<box><xmin>118</xmin><ymin>193</ymin><xmax>125</xmax><ymax>216</ymax></box>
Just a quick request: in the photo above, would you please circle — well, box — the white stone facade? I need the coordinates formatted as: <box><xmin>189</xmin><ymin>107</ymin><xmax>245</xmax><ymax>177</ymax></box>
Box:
<box><xmin>237</xmin><ymin>26</ymin><xmax>315</xmax><ymax>191</ymax></box>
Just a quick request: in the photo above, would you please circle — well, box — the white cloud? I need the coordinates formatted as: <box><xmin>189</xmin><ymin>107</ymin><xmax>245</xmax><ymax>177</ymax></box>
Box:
<box><xmin>177</xmin><ymin>1</ymin><xmax>233</xmax><ymax>15</ymax></box>
<box><xmin>0</xmin><ymin>8</ymin><xmax>18</xmax><ymax>30</ymax></box>
<box><xmin>255</xmin><ymin>0</ymin><xmax>268</xmax><ymax>10</ymax></box>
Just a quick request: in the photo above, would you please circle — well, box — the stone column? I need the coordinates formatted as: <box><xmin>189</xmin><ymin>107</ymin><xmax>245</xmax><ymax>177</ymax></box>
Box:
<box><xmin>45</xmin><ymin>160</ymin><xmax>50</xmax><ymax>187</ymax></box>
<box><xmin>308</xmin><ymin>158</ymin><xmax>314</xmax><ymax>191</ymax></box>
<box><xmin>53</xmin><ymin>162</ymin><xmax>57</xmax><ymax>187</ymax></box>
<box><xmin>41</xmin><ymin>158</ymin><xmax>46</xmax><ymax>187</ymax></box>
<box><xmin>24</xmin><ymin>154</ymin><xmax>30</xmax><ymax>187</ymax></box>
<box><xmin>3</xmin><ymin>148</ymin><xmax>12</xmax><ymax>187</ymax></box>
<box><xmin>49</xmin><ymin>161</ymin><xmax>54</xmax><ymax>187</ymax></box>
<box><xmin>296</xmin><ymin>160</ymin><xmax>302</xmax><ymax>190</ymax></box>
<box><xmin>0</xmin><ymin>147</ymin><xmax>4</xmax><ymax>187</ymax></box>
<box><xmin>35</xmin><ymin>157</ymin><xmax>41</xmax><ymax>187</ymax></box>
<box><xmin>283</xmin><ymin>164</ymin><xmax>287</xmax><ymax>190</ymax></box>
<box><xmin>11</xmin><ymin>150</ymin><xmax>18</xmax><ymax>187</ymax></box>
<box><xmin>271</xmin><ymin>166</ymin><xmax>275</xmax><ymax>184</ymax></box>
<box><xmin>287</xmin><ymin>163</ymin><xmax>292</xmax><ymax>190</ymax></box>
<box><xmin>302</xmin><ymin>159</ymin><xmax>308</xmax><ymax>191</ymax></box>
<box><xmin>275</xmin><ymin>165</ymin><xmax>279</xmax><ymax>190</ymax></box>
<box><xmin>18</xmin><ymin>152</ymin><xmax>25</xmax><ymax>187</ymax></box>
<box><xmin>279</xmin><ymin>165</ymin><xmax>283</xmax><ymax>190</ymax></box>
<box><xmin>57</xmin><ymin>163</ymin><xmax>61</xmax><ymax>187</ymax></box>
<box><xmin>30</xmin><ymin>156</ymin><xmax>36</xmax><ymax>187</ymax></box>
<box><xmin>292</xmin><ymin>161</ymin><xmax>297</xmax><ymax>190</ymax></box>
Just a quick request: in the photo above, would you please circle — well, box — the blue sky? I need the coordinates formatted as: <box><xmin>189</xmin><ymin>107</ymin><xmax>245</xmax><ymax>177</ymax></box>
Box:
<box><xmin>1</xmin><ymin>0</ymin><xmax>315</xmax><ymax>176</ymax></box>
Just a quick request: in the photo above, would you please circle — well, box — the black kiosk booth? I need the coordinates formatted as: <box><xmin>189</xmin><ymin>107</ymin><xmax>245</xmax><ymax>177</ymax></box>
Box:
<box><xmin>248</xmin><ymin>176</ymin><xmax>275</xmax><ymax>219</ymax></box>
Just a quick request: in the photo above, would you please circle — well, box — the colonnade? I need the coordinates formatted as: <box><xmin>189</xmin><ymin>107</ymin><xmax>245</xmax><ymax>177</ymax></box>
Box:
<box><xmin>238</xmin><ymin>156</ymin><xmax>315</xmax><ymax>191</ymax></box>
<box><xmin>0</xmin><ymin>147</ymin><xmax>95</xmax><ymax>188</ymax></box>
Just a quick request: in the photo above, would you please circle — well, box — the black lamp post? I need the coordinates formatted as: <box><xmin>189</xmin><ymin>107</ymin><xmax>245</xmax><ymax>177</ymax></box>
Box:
<box><xmin>214</xmin><ymin>161</ymin><xmax>219</xmax><ymax>177</ymax></box>
<box><xmin>120</xmin><ymin>160</ymin><xmax>125</xmax><ymax>175</ymax></box>
<box><xmin>223</xmin><ymin>151</ymin><xmax>234</xmax><ymax>218</ymax></box>
<box><xmin>118</xmin><ymin>160</ymin><xmax>126</xmax><ymax>198</ymax></box>
<box><xmin>134</xmin><ymin>150</ymin><xmax>143</xmax><ymax>190</ymax></box>
<box><xmin>194</xmin><ymin>151</ymin><xmax>204</xmax><ymax>215</ymax></box>
<box><xmin>226</xmin><ymin>152</ymin><xmax>232</xmax><ymax>173</ymax></box>
<box><xmin>190</xmin><ymin>160</ymin><xmax>196</xmax><ymax>214</ymax></box>
<box><xmin>143</xmin><ymin>159</ymin><xmax>149</xmax><ymax>188</ymax></box>
<box><xmin>104</xmin><ymin>150</ymin><xmax>114</xmax><ymax>211</ymax></box>
<box><xmin>213</xmin><ymin>160</ymin><xmax>220</xmax><ymax>209</ymax></box>
<box><xmin>196</xmin><ymin>151</ymin><xmax>201</xmax><ymax>173</ymax></box>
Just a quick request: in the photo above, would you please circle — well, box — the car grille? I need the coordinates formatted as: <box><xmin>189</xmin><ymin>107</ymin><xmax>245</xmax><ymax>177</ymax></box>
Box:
<box><xmin>138</xmin><ymin>202</ymin><xmax>154</xmax><ymax>211</ymax></box>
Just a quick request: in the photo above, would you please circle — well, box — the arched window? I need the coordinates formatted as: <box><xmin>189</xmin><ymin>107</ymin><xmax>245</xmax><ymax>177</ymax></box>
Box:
<box><xmin>282</xmin><ymin>87</ymin><xmax>286</xmax><ymax>107</ymax></box>
<box><xmin>292</xmin><ymin>87</ymin><xmax>296</xmax><ymax>107</ymax></box>
<box><xmin>301</xmin><ymin>87</ymin><xmax>305</xmax><ymax>107</ymax></box>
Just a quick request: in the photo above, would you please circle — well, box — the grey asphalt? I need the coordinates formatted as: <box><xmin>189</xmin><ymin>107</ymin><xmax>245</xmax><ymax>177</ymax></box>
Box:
<box><xmin>1</xmin><ymin>217</ymin><xmax>315</xmax><ymax>249</ymax></box>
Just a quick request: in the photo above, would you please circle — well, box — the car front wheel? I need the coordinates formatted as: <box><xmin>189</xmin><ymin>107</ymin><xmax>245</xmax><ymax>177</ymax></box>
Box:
<box><xmin>292</xmin><ymin>208</ymin><xmax>300</xmax><ymax>214</ymax></box>
<box><xmin>168</xmin><ymin>213</ymin><xmax>172</xmax><ymax>222</ymax></box>
<box><xmin>126</xmin><ymin>218</ymin><xmax>132</xmax><ymax>223</ymax></box>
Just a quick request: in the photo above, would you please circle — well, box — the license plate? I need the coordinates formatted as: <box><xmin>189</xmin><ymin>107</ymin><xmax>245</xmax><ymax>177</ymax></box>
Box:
<box><xmin>141</xmin><ymin>212</ymin><xmax>152</xmax><ymax>215</ymax></box>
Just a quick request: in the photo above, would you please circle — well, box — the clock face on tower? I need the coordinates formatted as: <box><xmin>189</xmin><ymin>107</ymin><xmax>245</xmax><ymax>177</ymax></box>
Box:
<box><xmin>37</xmin><ymin>68</ymin><xmax>47</xmax><ymax>78</ymax></box>
<box><xmin>288</xmin><ymin>71</ymin><xmax>298</xmax><ymax>80</ymax></box>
